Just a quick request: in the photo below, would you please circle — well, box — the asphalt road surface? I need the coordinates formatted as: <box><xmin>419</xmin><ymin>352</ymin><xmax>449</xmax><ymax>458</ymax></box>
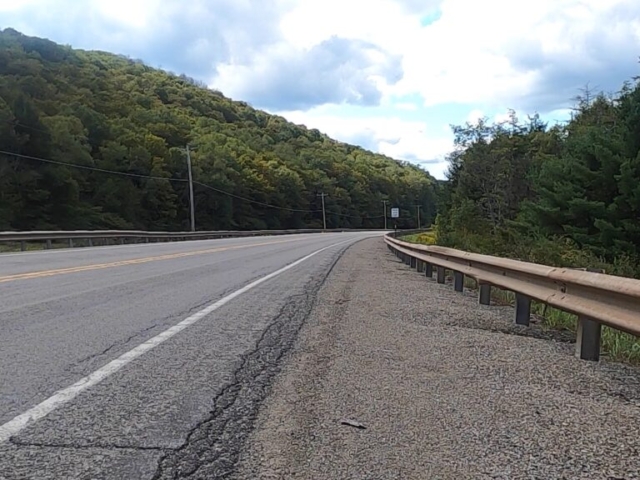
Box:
<box><xmin>0</xmin><ymin>232</ymin><xmax>376</xmax><ymax>479</ymax></box>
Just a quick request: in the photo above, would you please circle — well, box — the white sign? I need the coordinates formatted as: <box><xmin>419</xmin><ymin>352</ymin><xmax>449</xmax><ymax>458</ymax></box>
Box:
<box><xmin>391</xmin><ymin>207</ymin><xmax>399</xmax><ymax>218</ymax></box>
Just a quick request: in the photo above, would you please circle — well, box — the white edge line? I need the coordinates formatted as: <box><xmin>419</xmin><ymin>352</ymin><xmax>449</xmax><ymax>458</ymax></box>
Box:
<box><xmin>0</xmin><ymin>238</ymin><xmax>355</xmax><ymax>443</ymax></box>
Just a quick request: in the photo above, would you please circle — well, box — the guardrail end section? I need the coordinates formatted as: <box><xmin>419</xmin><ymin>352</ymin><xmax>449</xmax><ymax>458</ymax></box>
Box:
<box><xmin>478</xmin><ymin>284</ymin><xmax>491</xmax><ymax>305</ymax></box>
<box><xmin>576</xmin><ymin>316</ymin><xmax>601</xmax><ymax>362</ymax></box>
<box><xmin>515</xmin><ymin>293</ymin><xmax>531</xmax><ymax>326</ymax></box>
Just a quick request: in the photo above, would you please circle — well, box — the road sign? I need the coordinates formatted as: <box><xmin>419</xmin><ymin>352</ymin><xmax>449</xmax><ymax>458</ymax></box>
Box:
<box><xmin>391</xmin><ymin>207</ymin><xmax>399</xmax><ymax>218</ymax></box>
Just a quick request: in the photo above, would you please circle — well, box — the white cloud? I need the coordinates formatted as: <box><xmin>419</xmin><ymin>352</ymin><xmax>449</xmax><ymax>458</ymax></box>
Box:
<box><xmin>92</xmin><ymin>0</ymin><xmax>160</xmax><ymax>29</ymax></box>
<box><xmin>392</xmin><ymin>0</ymin><xmax>640</xmax><ymax>110</ymax></box>
<box><xmin>0</xmin><ymin>0</ymin><xmax>39</xmax><ymax>11</ymax></box>
<box><xmin>214</xmin><ymin>37</ymin><xmax>403</xmax><ymax>109</ymax></box>
<box><xmin>279</xmin><ymin>0</ymin><xmax>428</xmax><ymax>51</ymax></box>
<box><xmin>281</xmin><ymin>108</ymin><xmax>453</xmax><ymax>179</ymax></box>
<box><xmin>466</xmin><ymin>109</ymin><xmax>484</xmax><ymax>125</ymax></box>
<box><xmin>394</xmin><ymin>102</ymin><xmax>419</xmax><ymax>111</ymax></box>
<box><xmin>494</xmin><ymin>111</ymin><xmax>513</xmax><ymax>124</ymax></box>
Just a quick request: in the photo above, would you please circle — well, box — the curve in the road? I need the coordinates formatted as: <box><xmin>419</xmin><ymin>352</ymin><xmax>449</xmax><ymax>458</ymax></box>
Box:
<box><xmin>0</xmin><ymin>237</ymin><xmax>354</xmax><ymax>444</ymax></box>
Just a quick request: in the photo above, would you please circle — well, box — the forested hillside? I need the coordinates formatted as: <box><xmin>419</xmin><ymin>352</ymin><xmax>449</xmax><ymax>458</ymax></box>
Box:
<box><xmin>0</xmin><ymin>29</ymin><xmax>437</xmax><ymax>231</ymax></box>
<box><xmin>436</xmin><ymin>75</ymin><xmax>640</xmax><ymax>278</ymax></box>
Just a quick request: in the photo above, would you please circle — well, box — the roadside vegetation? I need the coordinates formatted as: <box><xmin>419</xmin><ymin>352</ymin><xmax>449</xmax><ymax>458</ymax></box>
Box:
<box><xmin>405</xmin><ymin>73</ymin><xmax>640</xmax><ymax>363</ymax></box>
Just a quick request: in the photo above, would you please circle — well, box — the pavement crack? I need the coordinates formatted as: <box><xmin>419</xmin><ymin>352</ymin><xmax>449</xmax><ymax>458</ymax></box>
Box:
<box><xmin>66</xmin><ymin>297</ymin><xmax>219</xmax><ymax>374</ymax></box>
<box><xmin>9</xmin><ymin>437</ymin><xmax>170</xmax><ymax>452</ymax></box>
<box><xmin>66</xmin><ymin>324</ymin><xmax>160</xmax><ymax>374</ymax></box>
<box><xmin>151</xmin><ymin>243</ymin><xmax>354</xmax><ymax>480</ymax></box>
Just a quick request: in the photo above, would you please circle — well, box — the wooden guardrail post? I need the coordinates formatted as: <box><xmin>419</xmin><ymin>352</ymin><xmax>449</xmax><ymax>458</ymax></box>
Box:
<box><xmin>416</xmin><ymin>260</ymin><xmax>425</xmax><ymax>273</ymax></box>
<box><xmin>410</xmin><ymin>257</ymin><xmax>417</xmax><ymax>268</ymax></box>
<box><xmin>515</xmin><ymin>293</ymin><xmax>531</xmax><ymax>326</ymax></box>
<box><xmin>575</xmin><ymin>316</ymin><xmax>602</xmax><ymax>361</ymax></box>
<box><xmin>479</xmin><ymin>284</ymin><xmax>491</xmax><ymax>305</ymax></box>
<box><xmin>454</xmin><ymin>271</ymin><xmax>464</xmax><ymax>292</ymax></box>
<box><xmin>45</xmin><ymin>239</ymin><xmax>52</xmax><ymax>249</ymax></box>
<box><xmin>20</xmin><ymin>241</ymin><xmax>26</xmax><ymax>252</ymax></box>
<box><xmin>436</xmin><ymin>266</ymin><xmax>446</xmax><ymax>284</ymax></box>
<box><xmin>425</xmin><ymin>263</ymin><xmax>433</xmax><ymax>278</ymax></box>
<box><xmin>68</xmin><ymin>239</ymin><xmax>74</xmax><ymax>248</ymax></box>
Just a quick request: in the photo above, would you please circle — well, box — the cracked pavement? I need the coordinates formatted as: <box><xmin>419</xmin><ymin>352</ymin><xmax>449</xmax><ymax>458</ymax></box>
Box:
<box><xmin>0</xmin><ymin>233</ymin><xmax>370</xmax><ymax>479</ymax></box>
<box><xmin>233</xmin><ymin>238</ymin><xmax>640</xmax><ymax>480</ymax></box>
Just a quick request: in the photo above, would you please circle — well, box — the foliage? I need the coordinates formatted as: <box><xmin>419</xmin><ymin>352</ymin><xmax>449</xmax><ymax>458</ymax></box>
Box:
<box><xmin>436</xmin><ymin>85</ymin><xmax>640</xmax><ymax>278</ymax></box>
<box><xmin>426</xmin><ymin>77</ymin><xmax>640</xmax><ymax>362</ymax></box>
<box><xmin>402</xmin><ymin>230</ymin><xmax>437</xmax><ymax>245</ymax></box>
<box><xmin>0</xmin><ymin>29</ymin><xmax>437</xmax><ymax>231</ymax></box>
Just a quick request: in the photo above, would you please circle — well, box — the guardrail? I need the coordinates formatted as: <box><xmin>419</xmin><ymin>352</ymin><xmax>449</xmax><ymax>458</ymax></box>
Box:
<box><xmin>0</xmin><ymin>228</ymin><xmax>394</xmax><ymax>252</ymax></box>
<box><xmin>385</xmin><ymin>233</ymin><xmax>640</xmax><ymax>362</ymax></box>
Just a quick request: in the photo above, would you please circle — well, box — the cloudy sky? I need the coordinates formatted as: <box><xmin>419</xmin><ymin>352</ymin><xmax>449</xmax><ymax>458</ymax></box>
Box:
<box><xmin>2</xmin><ymin>0</ymin><xmax>640</xmax><ymax>178</ymax></box>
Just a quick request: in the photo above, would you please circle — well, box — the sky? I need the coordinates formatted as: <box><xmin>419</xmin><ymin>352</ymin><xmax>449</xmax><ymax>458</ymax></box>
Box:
<box><xmin>1</xmin><ymin>0</ymin><xmax>640</xmax><ymax>179</ymax></box>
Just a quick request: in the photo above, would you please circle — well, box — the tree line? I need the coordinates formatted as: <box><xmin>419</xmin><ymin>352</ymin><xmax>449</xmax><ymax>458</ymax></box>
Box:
<box><xmin>0</xmin><ymin>29</ymin><xmax>438</xmax><ymax>232</ymax></box>
<box><xmin>437</xmin><ymin>74</ymin><xmax>640</xmax><ymax>277</ymax></box>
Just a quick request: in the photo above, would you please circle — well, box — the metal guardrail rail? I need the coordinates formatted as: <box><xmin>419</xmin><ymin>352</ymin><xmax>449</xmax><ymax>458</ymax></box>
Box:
<box><xmin>385</xmin><ymin>233</ymin><xmax>640</xmax><ymax>362</ymax></box>
<box><xmin>0</xmin><ymin>228</ymin><xmax>398</xmax><ymax>252</ymax></box>
<box><xmin>1</xmin><ymin>228</ymin><xmax>325</xmax><ymax>245</ymax></box>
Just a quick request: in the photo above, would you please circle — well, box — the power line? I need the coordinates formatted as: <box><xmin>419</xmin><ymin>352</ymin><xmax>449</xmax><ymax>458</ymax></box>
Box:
<box><xmin>1</xmin><ymin>149</ymin><xmax>320</xmax><ymax>213</ymax></box>
<box><xmin>196</xmin><ymin>181</ymin><xmax>383</xmax><ymax>218</ymax></box>
<box><xmin>0</xmin><ymin>150</ymin><xmax>188</xmax><ymax>183</ymax></box>
<box><xmin>1</xmin><ymin>149</ymin><xmax>387</xmax><ymax>219</ymax></box>
<box><xmin>326</xmin><ymin>211</ymin><xmax>385</xmax><ymax>220</ymax></box>
<box><xmin>2</xmin><ymin>119</ymin><xmax>53</xmax><ymax>137</ymax></box>
<box><xmin>193</xmin><ymin>181</ymin><xmax>320</xmax><ymax>213</ymax></box>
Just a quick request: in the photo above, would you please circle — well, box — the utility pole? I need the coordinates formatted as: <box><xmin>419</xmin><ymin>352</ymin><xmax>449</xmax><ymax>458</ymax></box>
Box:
<box><xmin>317</xmin><ymin>192</ymin><xmax>328</xmax><ymax>230</ymax></box>
<box><xmin>415</xmin><ymin>205</ymin><xmax>421</xmax><ymax>229</ymax></box>
<box><xmin>186</xmin><ymin>145</ymin><xmax>196</xmax><ymax>232</ymax></box>
<box><xmin>382</xmin><ymin>200</ymin><xmax>388</xmax><ymax>230</ymax></box>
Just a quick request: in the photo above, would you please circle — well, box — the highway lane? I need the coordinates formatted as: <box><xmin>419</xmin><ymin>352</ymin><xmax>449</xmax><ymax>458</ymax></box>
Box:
<box><xmin>0</xmin><ymin>232</ymin><xmax>376</xmax><ymax>479</ymax></box>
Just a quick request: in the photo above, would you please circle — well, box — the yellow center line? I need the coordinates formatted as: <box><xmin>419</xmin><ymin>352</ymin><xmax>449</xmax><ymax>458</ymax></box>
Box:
<box><xmin>0</xmin><ymin>237</ymin><xmax>305</xmax><ymax>284</ymax></box>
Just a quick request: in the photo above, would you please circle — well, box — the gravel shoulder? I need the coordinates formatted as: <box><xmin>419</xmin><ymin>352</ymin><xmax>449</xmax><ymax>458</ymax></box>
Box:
<box><xmin>233</xmin><ymin>237</ymin><xmax>640</xmax><ymax>480</ymax></box>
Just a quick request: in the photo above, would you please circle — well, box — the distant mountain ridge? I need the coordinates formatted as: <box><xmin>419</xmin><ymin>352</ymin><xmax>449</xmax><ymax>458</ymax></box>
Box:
<box><xmin>0</xmin><ymin>28</ymin><xmax>437</xmax><ymax>231</ymax></box>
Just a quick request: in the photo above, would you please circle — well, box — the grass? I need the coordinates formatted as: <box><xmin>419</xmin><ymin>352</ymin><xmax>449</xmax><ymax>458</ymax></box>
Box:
<box><xmin>401</xmin><ymin>231</ymin><xmax>437</xmax><ymax>245</ymax></box>
<box><xmin>0</xmin><ymin>242</ymin><xmax>48</xmax><ymax>253</ymax></box>
<box><xmin>402</xmin><ymin>234</ymin><xmax>640</xmax><ymax>364</ymax></box>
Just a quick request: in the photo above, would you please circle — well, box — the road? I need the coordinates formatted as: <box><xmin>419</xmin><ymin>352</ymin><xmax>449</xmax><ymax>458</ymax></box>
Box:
<box><xmin>0</xmin><ymin>232</ymin><xmax>375</xmax><ymax>479</ymax></box>
<box><xmin>234</xmin><ymin>238</ymin><xmax>640</xmax><ymax>480</ymax></box>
